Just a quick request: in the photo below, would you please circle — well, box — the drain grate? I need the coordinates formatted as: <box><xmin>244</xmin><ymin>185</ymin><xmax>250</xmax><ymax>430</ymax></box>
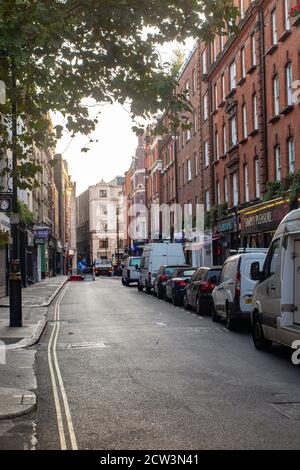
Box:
<box><xmin>194</xmin><ymin>327</ymin><xmax>227</xmax><ymax>334</ymax></box>
<box><xmin>270</xmin><ymin>402</ymin><xmax>300</xmax><ymax>420</ymax></box>
<box><xmin>65</xmin><ymin>341</ymin><xmax>107</xmax><ymax>351</ymax></box>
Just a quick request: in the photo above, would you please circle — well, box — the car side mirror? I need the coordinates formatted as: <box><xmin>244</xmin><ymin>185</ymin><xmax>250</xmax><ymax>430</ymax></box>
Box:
<box><xmin>250</xmin><ymin>262</ymin><xmax>261</xmax><ymax>281</ymax></box>
<box><xmin>135</xmin><ymin>265</ymin><xmax>139</xmax><ymax>270</ymax></box>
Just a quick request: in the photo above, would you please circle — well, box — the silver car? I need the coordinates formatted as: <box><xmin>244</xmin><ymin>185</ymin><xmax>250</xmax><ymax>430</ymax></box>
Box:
<box><xmin>122</xmin><ymin>257</ymin><xmax>141</xmax><ymax>286</ymax></box>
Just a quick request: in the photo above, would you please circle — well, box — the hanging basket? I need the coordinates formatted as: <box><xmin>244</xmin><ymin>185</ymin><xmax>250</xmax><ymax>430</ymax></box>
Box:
<box><xmin>290</xmin><ymin>5</ymin><xmax>300</xmax><ymax>16</ymax></box>
<box><xmin>0</xmin><ymin>230</ymin><xmax>9</xmax><ymax>247</ymax></box>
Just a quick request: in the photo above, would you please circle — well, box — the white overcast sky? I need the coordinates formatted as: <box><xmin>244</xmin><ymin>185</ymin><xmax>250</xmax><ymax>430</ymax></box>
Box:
<box><xmin>53</xmin><ymin>39</ymin><xmax>194</xmax><ymax>196</ymax></box>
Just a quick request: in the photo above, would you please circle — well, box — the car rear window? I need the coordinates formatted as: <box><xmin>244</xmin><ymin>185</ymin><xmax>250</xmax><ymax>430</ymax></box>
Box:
<box><xmin>165</xmin><ymin>267</ymin><xmax>178</xmax><ymax>276</ymax></box>
<box><xmin>129</xmin><ymin>258</ymin><xmax>141</xmax><ymax>267</ymax></box>
<box><xmin>207</xmin><ymin>270</ymin><xmax>221</xmax><ymax>281</ymax></box>
<box><xmin>175</xmin><ymin>269</ymin><xmax>196</xmax><ymax>277</ymax></box>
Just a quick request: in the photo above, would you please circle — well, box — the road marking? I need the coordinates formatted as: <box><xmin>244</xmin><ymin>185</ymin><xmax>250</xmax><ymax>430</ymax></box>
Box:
<box><xmin>47</xmin><ymin>283</ymin><xmax>78</xmax><ymax>450</ymax></box>
<box><xmin>47</xmin><ymin>291</ymin><xmax>67</xmax><ymax>450</ymax></box>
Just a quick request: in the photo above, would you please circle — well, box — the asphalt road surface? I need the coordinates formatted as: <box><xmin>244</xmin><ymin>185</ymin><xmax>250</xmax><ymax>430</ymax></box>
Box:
<box><xmin>36</xmin><ymin>277</ymin><xmax>300</xmax><ymax>450</ymax></box>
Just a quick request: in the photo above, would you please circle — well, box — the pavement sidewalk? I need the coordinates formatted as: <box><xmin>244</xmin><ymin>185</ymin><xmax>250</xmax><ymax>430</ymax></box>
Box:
<box><xmin>0</xmin><ymin>276</ymin><xmax>67</xmax><ymax>346</ymax></box>
<box><xmin>0</xmin><ymin>276</ymin><xmax>67</xmax><ymax>424</ymax></box>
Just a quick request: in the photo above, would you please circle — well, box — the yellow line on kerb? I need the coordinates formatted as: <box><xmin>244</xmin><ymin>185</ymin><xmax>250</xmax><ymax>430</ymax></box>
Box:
<box><xmin>47</xmin><ymin>282</ymin><xmax>78</xmax><ymax>450</ymax></box>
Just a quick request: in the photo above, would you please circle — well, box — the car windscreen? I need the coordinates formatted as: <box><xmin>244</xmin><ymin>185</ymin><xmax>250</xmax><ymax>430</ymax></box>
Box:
<box><xmin>129</xmin><ymin>258</ymin><xmax>141</xmax><ymax>267</ymax></box>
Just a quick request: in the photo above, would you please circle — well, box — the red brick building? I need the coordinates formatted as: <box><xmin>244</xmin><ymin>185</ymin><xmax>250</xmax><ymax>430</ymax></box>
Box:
<box><xmin>204</xmin><ymin>0</ymin><xmax>300</xmax><ymax>263</ymax></box>
<box><xmin>145</xmin><ymin>127</ymin><xmax>162</xmax><ymax>240</ymax></box>
<box><xmin>124</xmin><ymin>0</ymin><xmax>300</xmax><ymax>265</ymax></box>
<box><xmin>123</xmin><ymin>136</ymin><xmax>146</xmax><ymax>255</ymax></box>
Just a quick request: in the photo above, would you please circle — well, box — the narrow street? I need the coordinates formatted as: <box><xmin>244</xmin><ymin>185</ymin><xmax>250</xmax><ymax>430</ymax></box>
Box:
<box><xmin>36</xmin><ymin>277</ymin><xmax>300</xmax><ymax>450</ymax></box>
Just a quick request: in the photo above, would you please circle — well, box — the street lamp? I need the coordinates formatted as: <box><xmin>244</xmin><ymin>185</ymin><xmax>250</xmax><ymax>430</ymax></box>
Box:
<box><xmin>116</xmin><ymin>205</ymin><xmax>120</xmax><ymax>265</ymax></box>
<box><xmin>10</xmin><ymin>58</ymin><xmax>22</xmax><ymax>327</ymax></box>
<box><xmin>104</xmin><ymin>225</ymin><xmax>108</xmax><ymax>259</ymax></box>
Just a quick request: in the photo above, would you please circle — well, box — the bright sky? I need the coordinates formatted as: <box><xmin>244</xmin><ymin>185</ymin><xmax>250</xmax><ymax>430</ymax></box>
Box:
<box><xmin>53</xmin><ymin>39</ymin><xmax>195</xmax><ymax>196</ymax></box>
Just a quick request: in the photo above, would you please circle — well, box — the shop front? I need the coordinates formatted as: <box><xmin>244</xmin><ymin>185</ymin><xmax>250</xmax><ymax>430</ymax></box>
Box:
<box><xmin>239</xmin><ymin>198</ymin><xmax>290</xmax><ymax>249</ymax></box>
<box><xmin>212</xmin><ymin>214</ymin><xmax>239</xmax><ymax>265</ymax></box>
<box><xmin>34</xmin><ymin>226</ymin><xmax>50</xmax><ymax>280</ymax></box>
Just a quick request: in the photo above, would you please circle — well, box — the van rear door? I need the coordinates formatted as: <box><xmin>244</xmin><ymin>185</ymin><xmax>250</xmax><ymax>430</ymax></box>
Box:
<box><xmin>294</xmin><ymin>240</ymin><xmax>300</xmax><ymax>325</ymax></box>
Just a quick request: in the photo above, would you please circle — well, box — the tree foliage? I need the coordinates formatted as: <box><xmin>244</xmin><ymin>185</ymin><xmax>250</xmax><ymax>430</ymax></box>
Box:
<box><xmin>0</xmin><ymin>0</ymin><xmax>238</xmax><ymax>188</ymax></box>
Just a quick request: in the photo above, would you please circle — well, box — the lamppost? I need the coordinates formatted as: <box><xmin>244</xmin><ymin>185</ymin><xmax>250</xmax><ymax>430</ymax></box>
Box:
<box><xmin>104</xmin><ymin>225</ymin><xmax>108</xmax><ymax>259</ymax></box>
<box><xmin>10</xmin><ymin>58</ymin><xmax>22</xmax><ymax>327</ymax></box>
<box><xmin>116</xmin><ymin>205</ymin><xmax>120</xmax><ymax>264</ymax></box>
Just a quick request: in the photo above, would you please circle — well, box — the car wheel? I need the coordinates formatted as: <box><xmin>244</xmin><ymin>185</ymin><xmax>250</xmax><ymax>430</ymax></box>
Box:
<box><xmin>137</xmin><ymin>282</ymin><xmax>143</xmax><ymax>292</ymax></box>
<box><xmin>125</xmin><ymin>279</ymin><xmax>130</xmax><ymax>287</ymax></box>
<box><xmin>146</xmin><ymin>283</ymin><xmax>152</xmax><ymax>295</ymax></box>
<box><xmin>172</xmin><ymin>291</ymin><xmax>179</xmax><ymax>306</ymax></box>
<box><xmin>211</xmin><ymin>303</ymin><xmax>220</xmax><ymax>322</ymax></box>
<box><xmin>225</xmin><ymin>304</ymin><xmax>236</xmax><ymax>331</ymax></box>
<box><xmin>252</xmin><ymin>313</ymin><xmax>272</xmax><ymax>351</ymax></box>
<box><xmin>183</xmin><ymin>294</ymin><xmax>190</xmax><ymax>310</ymax></box>
<box><xmin>157</xmin><ymin>286</ymin><xmax>164</xmax><ymax>299</ymax></box>
<box><xmin>196</xmin><ymin>296</ymin><xmax>202</xmax><ymax>315</ymax></box>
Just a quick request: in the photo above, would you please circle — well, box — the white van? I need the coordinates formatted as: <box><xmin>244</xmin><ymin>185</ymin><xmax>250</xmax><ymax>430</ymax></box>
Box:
<box><xmin>138</xmin><ymin>243</ymin><xmax>186</xmax><ymax>294</ymax></box>
<box><xmin>250</xmin><ymin>209</ymin><xmax>300</xmax><ymax>351</ymax></box>
<box><xmin>212</xmin><ymin>251</ymin><xmax>267</xmax><ymax>330</ymax></box>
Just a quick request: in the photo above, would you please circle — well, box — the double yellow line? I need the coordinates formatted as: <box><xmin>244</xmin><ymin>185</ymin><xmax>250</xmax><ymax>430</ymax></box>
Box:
<box><xmin>47</xmin><ymin>283</ymin><xmax>78</xmax><ymax>450</ymax></box>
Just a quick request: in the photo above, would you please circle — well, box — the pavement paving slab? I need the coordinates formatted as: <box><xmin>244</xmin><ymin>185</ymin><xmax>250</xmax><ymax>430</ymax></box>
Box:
<box><xmin>0</xmin><ymin>388</ymin><xmax>36</xmax><ymax>420</ymax></box>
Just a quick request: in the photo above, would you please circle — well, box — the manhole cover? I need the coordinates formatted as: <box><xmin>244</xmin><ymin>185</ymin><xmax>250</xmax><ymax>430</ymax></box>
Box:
<box><xmin>65</xmin><ymin>342</ymin><xmax>107</xmax><ymax>351</ymax></box>
<box><xmin>270</xmin><ymin>402</ymin><xmax>300</xmax><ymax>420</ymax></box>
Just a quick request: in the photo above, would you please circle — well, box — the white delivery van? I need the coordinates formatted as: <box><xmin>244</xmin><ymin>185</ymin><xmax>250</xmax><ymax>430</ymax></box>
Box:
<box><xmin>138</xmin><ymin>243</ymin><xmax>186</xmax><ymax>294</ymax></box>
<box><xmin>212</xmin><ymin>251</ymin><xmax>266</xmax><ymax>330</ymax></box>
<box><xmin>250</xmin><ymin>209</ymin><xmax>300</xmax><ymax>351</ymax></box>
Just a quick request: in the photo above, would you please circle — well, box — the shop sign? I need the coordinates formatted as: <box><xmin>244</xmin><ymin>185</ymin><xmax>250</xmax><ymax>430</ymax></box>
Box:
<box><xmin>240</xmin><ymin>202</ymin><xmax>290</xmax><ymax>235</ymax></box>
<box><xmin>215</xmin><ymin>216</ymin><xmax>237</xmax><ymax>234</ymax></box>
<box><xmin>35</xmin><ymin>238</ymin><xmax>45</xmax><ymax>246</ymax></box>
<box><xmin>34</xmin><ymin>228</ymin><xmax>49</xmax><ymax>238</ymax></box>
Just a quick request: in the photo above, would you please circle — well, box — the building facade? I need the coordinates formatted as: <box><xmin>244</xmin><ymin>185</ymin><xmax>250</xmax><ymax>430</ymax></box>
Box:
<box><xmin>54</xmin><ymin>154</ymin><xmax>77</xmax><ymax>274</ymax></box>
<box><xmin>124</xmin><ymin>136</ymin><xmax>147</xmax><ymax>256</ymax></box>
<box><xmin>77</xmin><ymin>176</ymin><xmax>125</xmax><ymax>265</ymax></box>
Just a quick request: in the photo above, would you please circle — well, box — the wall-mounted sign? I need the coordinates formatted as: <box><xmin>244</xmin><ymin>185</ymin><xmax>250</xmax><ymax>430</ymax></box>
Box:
<box><xmin>0</xmin><ymin>194</ymin><xmax>12</xmax><ymax>212</ymax></box>
<box><xmin>240</xmin><ymin>202</ymin><xmax>290</xmax><ymax>235</ymax></box>
<box><xmin>35</xmin><ymin>238</ymin><xmax>45</xmax><ymax>246</ymax></box>
<box><xmin>34</xmin><ymin>228</ymin><xmax>49</xmax><ymax>238</ymax></box>
<box><xmin>214</xmin><ymin>216</ymin><xmax>237</xmax><ymax>235</ymax></box>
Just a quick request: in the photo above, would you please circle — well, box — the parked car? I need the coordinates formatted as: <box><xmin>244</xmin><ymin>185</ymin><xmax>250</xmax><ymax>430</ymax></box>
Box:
<box><xmin>183</xmin><ymin>267</ymin><xmax>221</xmax><ymax>314</ymax></box>
<box><xmin>165</xmin><ymin>267</ymin><xmax>197</xmax><ymax>306</ymax></box>
<box><xmin>250</xmin><ymin>209</ymin><xmax>300</xmax><ymax>351</ymax></box>
<box><xmin>153</xmin><ymin>264</ymin><xmax>190</xmax><ymax>299</ymax></box>
<box><xmin>94</xmin><ymin>258</ymin><xmax>113</xmax><ymax>276</ymax></box>
<box><xmin>212</xmin><ymin>252</ymin><xmax>267</xmax><ymax>330</ymax></box>
<box><xmin>138</xmin><ymin>243</ymin><xmax>186</xmax><ymax>294</ymax></box>
<box><xmin>122</xmin><ymin>256</ymin><xmax>141</xmax><ymax>286</ymax></box>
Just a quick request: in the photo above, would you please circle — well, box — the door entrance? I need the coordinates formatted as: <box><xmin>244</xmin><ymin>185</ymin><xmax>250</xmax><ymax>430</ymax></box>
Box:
<box><xmin>294</xmin><ymin>240</ymin><xmax>300</xmax><ymax>325</ymax></box>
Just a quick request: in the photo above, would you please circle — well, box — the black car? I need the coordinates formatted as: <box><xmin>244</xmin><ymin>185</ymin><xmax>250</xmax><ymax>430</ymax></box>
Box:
<box><xmin>165</xmin><ymin>267</ymin><xmax>197</xmax><ymax>306</ymax></box>
<box><xmin>153</xmin><ymin>264</ymin><xmax>189</xmax><ymax>299</ymax></box>
<box><xmin>183</xmin><ymin>266</ymin><xmax>222</xmax><ymax>314</ymax></box>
